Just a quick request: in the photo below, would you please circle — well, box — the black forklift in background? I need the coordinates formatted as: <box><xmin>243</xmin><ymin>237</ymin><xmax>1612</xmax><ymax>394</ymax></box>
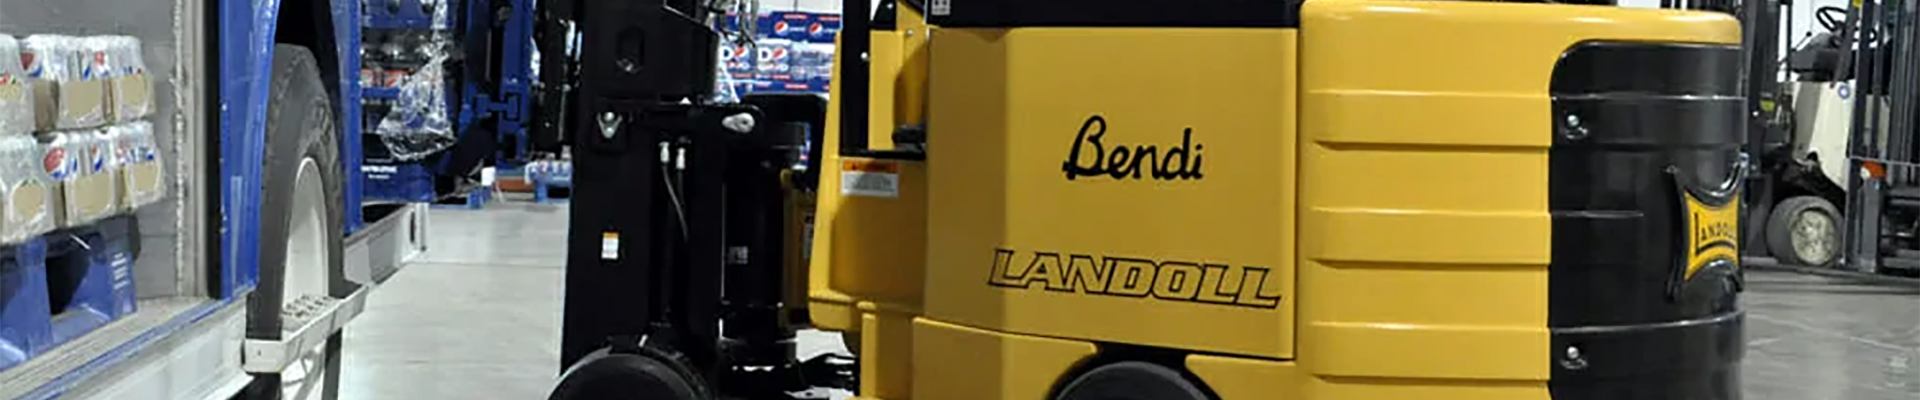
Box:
<box><xmin>1735</xmin><ymin>0</ymin><xmax>1920</xmax><ymax>279</ymax></box>
<box><xmin>523</xmin><ymin>0</ymin><xmax>852</xmax><ymax>398</ymax></box>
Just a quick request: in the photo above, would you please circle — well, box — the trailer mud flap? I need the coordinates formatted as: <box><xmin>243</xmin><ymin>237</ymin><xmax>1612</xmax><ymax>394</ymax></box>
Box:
<box><xmin>1546</xmin><ymin>41</ymin><xmax>1745</xmax><ymax>400</ymax></box>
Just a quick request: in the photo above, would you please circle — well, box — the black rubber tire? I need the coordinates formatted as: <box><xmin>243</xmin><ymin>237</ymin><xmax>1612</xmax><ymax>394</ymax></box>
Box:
<box><xmin>1766</xmin><ymin>195</ymin><xmax>1842</xmax><ymax>268</ymax></box>
<box><xmin>1054</xmin><ymin>362</ymin><xmax>1210</xmax><ymax>400</ymax></box>
<box><xmin>238</xmin><ymin>44</ymin><xmax>352</xmax><ymax>400</ymax></box>
<box><xmin>549</xmin><ymin>350</ymin><xmax>706</xmax><ymax>400</ymax></box>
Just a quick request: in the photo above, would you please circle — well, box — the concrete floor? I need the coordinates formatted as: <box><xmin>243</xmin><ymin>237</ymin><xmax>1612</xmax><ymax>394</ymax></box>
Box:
<box><xmin>338</xmin><ymin>204</ymin><xmax>571</xmax><ymax>400</ymax></box>
<box><xmin>1742</xmin><ymin>270</ymin><xmax>1919</xmax><ymax>400</ymax></box>
<box><xmin>336</xmin><ymin>204</ymin><xmax>1920</xmax><ymax>400</ymax></box>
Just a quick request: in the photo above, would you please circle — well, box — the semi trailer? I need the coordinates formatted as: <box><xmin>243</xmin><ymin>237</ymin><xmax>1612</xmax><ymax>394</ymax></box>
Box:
<box><xmin>0</xmin><ymin>0</ymin><xmax>543</xmax><ymax>398</ymax></box>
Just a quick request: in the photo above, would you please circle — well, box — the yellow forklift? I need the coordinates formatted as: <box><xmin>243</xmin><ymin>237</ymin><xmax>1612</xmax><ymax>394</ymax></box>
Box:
<box><xmin>541</xmin><ymin>0</ymin><xmax>1749</xmax><ymax>399</ymax></box>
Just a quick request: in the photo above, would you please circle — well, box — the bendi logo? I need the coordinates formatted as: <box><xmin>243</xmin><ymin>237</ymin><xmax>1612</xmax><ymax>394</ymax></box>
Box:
<box><xmin>1062</xmin><ymin>115</ymin><xmax>1204</xmax><ymax>181</ymax></box>
<box><xmin>987</xmin><ymin>249</ymin><xmax>1281</xmax><ymax>309</ymax></box>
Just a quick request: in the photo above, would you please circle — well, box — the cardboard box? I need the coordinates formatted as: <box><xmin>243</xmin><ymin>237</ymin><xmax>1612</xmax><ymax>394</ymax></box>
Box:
<box><xmin>0</xmin><ymin>179</ymin><xmax>53</xmax><ymax>244</ymax></box>
<box><xmin>32</xmin><ymin>79</ymin><xmax>109</xmax><ymax>130</ymax></box>
<box><xmin>110</xmin><ymin>73</ymin><xmax>153</xmax><ymax>122</ymax></box>
<box><xmin>0</xmin><ymin>81</ymin><xmax>31</xmax><ymax>135</ymax></box>
<box><xmin>41</xmin><ymin>129</ymin><xmax>118</xmax><ymax>228</ymax></box>
<box><xmin>118</xmin><ymin>161</ymin><xmax>161</xmax><ymax>211</ymax></box>
<box><xmin>56</xmin><ymin>171</ymin><xmax>118</xmax><ymax>227</ymax></box>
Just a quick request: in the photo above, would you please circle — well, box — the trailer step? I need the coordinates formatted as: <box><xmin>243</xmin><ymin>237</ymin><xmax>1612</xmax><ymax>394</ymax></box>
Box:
<box><xmin>239</xmin><ymin>287</ymin><xmax>368</xmax><ymax>373</ymax></box>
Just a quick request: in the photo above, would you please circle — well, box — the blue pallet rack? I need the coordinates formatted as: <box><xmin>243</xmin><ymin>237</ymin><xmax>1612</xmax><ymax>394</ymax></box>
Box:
<box><xmin>525</xmin><ymin>160</ymin><xmax>570</xmax><ymax>204</ymax></box>
<box><xmin>0</xmin><ymin>238</ymin><xmax>52</xmax><ymax>373</ymax></box>
<box><xmin>44</xmin><ymin>218</ymin><xmax>138</xmax><ymax>347</ymax></box>
<box><xmin>0</xmin><ymin>216</ymin><xmax>137</xmax><ymax>374</ymax></box>
<box><xmin>533</xmin><ymin>173</ymin><xmax>570</xmax><ymax>204</ymax></box>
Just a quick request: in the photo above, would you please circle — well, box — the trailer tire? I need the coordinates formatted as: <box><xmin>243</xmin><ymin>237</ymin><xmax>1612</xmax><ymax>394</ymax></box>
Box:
<box><xmin>1054</xmin><ymin>362</ymin><xmax>1209</xmax><ymax>400</ymax></box>
<box><xmin>1767</xmin><ymin>195</ymin><xmax>1842</xmax><ymax>268</ymax></box>
<box><xmin>239</xmin><ymin>44</ymin><xmax>351</xmax><ymax>400</ymax></box>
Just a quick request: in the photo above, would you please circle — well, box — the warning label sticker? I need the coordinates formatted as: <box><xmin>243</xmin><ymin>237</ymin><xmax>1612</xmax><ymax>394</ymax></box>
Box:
<box><xmin>841</xmin><ymin>160</ymin><xmax>900</xmax><ymax>198</ymax></box>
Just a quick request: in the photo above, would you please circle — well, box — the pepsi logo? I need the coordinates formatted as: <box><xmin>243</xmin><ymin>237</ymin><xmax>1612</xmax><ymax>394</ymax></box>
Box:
<box><xmin>808</xmin><ymin>23</ymin><xmax>824</xmax><ymax>35</ymax></box>
<box><xmin>43</xmin><ymin>147</ymin><xmax>64</xmax><ymax>175</ymax></box>
<box><xmin>773</xmin><ymin>21</ymin><xmax>790</xmax><ymax>32</ymax></box>
<box><xmin>89</xmin><ymin>143</ymin><xmax>105</xmax><ymax>171</ymax></box>
<box><xmin>118</xmin><ymin>139</ymin><xmax>134</xmax><ymax>162</ymax></box>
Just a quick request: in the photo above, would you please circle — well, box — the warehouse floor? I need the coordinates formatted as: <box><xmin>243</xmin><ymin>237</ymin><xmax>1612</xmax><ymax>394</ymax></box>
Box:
<box><xmin>334</xmin><ymin>204</ymin><xmax>1920</xmax><ymax>400</ymax></box>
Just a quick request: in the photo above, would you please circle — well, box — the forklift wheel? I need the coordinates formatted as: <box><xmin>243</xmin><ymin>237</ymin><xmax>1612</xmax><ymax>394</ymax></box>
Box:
<box><xmin>1766</xmin><ymin>196</ymin><xmax>1842</xmax><ymax>267</ymax></box>
<box><xmin>549</xmin><ymin>349</ymin><xmax>706</xmax><ymax>400</ymax></box>
<box><xmin>1054</xmin><ymin>362</ymin><xmax>1209</xmax><ymax>400</ymax></box>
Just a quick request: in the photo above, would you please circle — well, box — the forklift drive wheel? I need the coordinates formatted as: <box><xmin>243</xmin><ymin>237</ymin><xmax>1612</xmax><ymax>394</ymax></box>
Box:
<box><xmin>1054</xmin><ymin>362</ymin><xmax>1210</xmax><ymax>400</ymax></box>
<box><xmin>240</xmin><ymin>44</ymin><xmax>352</xmax><ymax>400</ymax></box>
<box><xmin>549</xmin><ymin>349</ymin><xmax>708</xmax><ymax>400</ymax></box>
<box><xmin>1766</xmin><ymin>195</ymin><xmax>1841</xmax><ymax>267</ymax></box>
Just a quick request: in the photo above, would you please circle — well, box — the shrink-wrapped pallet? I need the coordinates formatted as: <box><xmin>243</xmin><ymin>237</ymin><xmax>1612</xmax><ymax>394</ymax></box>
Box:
<box><xmin>109</xmin><ymin>122</ymin><xmax>161</xmax><ymax>210</ymax></box>
<box><xmin>41</xmin><ymin>129</ymin><xmax>117</xmax><ymax>227</ymax></box>
<box><xmin>0</xmin><ymin>35</ymin><xmax>33</xmax><ymax>136</ymax></box>
<box><xmin>23</xmin><ymin>35</ymin><xmax>109</xmax><ymax>130</ymax></box>
<box><xmin>104</xmin><ymin>36</ymin><xmax>152</xmax><ymax>122</ymax></box>
<box><xmin>0</xmin><ymin>135</ymin><xmax>52</xmax><ymax>244</ymax></box>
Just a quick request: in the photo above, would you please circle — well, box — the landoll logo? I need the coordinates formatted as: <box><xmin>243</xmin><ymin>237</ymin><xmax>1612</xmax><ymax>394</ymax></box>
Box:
<box><xmin>988</xmin><ymin>249</ymin><xmax>1282</xmax><ymax>309</ymax></box>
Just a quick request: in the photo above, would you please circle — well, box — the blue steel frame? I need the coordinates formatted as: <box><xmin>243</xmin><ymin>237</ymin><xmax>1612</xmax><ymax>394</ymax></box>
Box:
<box><xmin>217</xmin><ymin>0</ymin><xmax>366</xmax><ymax>300</ymax></box>
<box><xmin>458</xmin><ymin>0</ymin><xmax>535</xmax><ymax>169</ymax></box>
<box><xmin>361</xmin><ymin>0</ymin><xmax>534</xmax><ymax>200</ymax></box>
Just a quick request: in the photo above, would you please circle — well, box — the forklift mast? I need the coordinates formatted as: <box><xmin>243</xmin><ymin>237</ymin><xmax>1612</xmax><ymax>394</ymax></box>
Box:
<box><xmin>1740</xmin><ymin>0</ymin><xmax>1785</xmax><ymax>256</ymax></box>
<box><xmin>535</xmin><ymin>0</ymin><xmax>853</xmax><ymax>398</ymax></box>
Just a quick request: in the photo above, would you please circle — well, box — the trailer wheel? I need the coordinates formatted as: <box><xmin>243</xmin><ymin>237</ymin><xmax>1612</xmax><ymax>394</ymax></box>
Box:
<box><xmin>1767</xmin><ymin>195</ymin><xmax>1842</xmax><ymax>268</ymax></box>
<box><xmin>1054</xmin><ymin>362</ymin><xmax>1210</xmax><ymax>400</ymax></box>
<box><xmin>241</xmin><ymin>44</ymin><xmax>351</xmax><ymax>400</ymax></box>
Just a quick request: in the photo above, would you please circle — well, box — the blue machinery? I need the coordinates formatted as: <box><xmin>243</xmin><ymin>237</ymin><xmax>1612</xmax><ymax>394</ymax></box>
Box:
<box><xmin>361</xmin><ymin>0</ymin><xmax>536</xmax><ymax>203</ymax></box>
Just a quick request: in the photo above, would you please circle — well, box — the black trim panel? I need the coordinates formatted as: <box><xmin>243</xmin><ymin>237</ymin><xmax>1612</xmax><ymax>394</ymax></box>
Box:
<box><xmin>1549</xmin><ymin>312</ymin><xmax>1744</xmax><ymax>400</ymax></box>
<box><xmin>924</xmin><ymin>0</ymin><xmax>1303</xmax><ymax>28</ymax></box>
<box><xmin>1547</xmin><ymin>41</ymin><xmax>1745</xmax><ymax>400</ymax></box>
